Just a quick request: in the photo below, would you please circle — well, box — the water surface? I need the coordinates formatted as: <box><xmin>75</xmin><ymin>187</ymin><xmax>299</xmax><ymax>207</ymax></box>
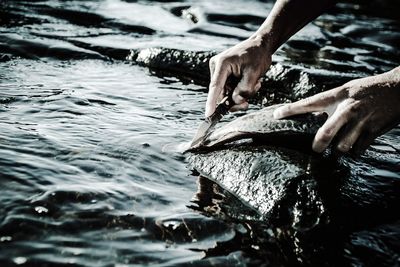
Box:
<box><xmin>0</xmin><ymin>0</ymin><xmax>399</xmax><ymax>266</ymax></box>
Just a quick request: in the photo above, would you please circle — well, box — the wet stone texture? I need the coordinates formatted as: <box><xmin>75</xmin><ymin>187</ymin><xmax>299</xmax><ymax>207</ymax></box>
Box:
<box><xmin>0</xmin><ymin>0</ymin><xmax>399</xmax><ymax>266</ymax></box>
<box><xmin>126</xmin><ymin>47</ymin><xmax>357</xmax><ymax>105</ymax></box>
<box><xmin>188</xmin><ymin>143</ymin><xmax>400</xmax><ymax>266</ymax></box>
<box><xmin>187</xmin><ymin>100</ymin><xmax>400</xmax><ymax>266</ymax></box>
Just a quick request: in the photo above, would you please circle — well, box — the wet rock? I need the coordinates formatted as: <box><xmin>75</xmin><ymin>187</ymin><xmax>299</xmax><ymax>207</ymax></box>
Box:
<box><xmin>186</xmin><ymin>104</ymin><xmax>400</xmax><ymax>265</ymax></box>
<box><xmin>126</xmin><ymin>47</ymin><xmax>356</xmax><ymax>103</ymax></box>
<box><xmin>127</xmin><ymin>47</ymin><xmax>213</xmax><ymax>83</ymax></box>
<box><xmin>188</xmin><ymin>146</ymin><xmax>324</xmax><ymax>220</ymax></box>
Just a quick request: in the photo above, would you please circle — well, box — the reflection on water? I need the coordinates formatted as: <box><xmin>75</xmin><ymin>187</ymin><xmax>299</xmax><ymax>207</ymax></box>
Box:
<box><xmin>0</xmin><ymin>0</ymin><xmax>399</xmax><ymax>266</ymax></box>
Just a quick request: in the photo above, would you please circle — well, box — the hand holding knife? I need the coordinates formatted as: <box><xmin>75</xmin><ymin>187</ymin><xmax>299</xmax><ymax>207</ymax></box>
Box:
<box><xmin>189</xmin><ymin>76</ymin><xmax>241</xmax><ymax>149</ymax></box>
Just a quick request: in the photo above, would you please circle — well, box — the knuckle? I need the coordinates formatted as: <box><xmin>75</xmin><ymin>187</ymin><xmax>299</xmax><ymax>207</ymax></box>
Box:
<box><xmin>218</xmin><ymin>55</ymin><xmax>229</xmax><ymax>64</ymax></box>
<box><xmin>318</xmin><ymin>128</ymin><xmax>333</xmax><ymax>143</ymax></box>
<box><xmin>348</xmin><ymin>101</ymin><xmax>361</xmax><ymax>114</ymax></box>
<box><xmin>213</xmin><ymin>55</ymin><xmax>224</xmax><ymax>65</ymax></box>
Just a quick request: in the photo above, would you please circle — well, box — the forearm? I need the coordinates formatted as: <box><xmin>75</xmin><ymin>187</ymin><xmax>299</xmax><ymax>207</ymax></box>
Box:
<box><xmin>252</xmin><ymin>0</ymin><xmax>336</xmax><ymax>53</ymax></box>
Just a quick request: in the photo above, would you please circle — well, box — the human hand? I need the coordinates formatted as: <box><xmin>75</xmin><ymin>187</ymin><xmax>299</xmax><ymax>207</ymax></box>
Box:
<box><xmin>205</xmin><ymin>36</ymin><xmax>272</xmax><ymax>117</ymax></box>
<box><xmin>273</xmin><ymin>67</ymin><xmax>400</xmax><ymax>154</ymax></box>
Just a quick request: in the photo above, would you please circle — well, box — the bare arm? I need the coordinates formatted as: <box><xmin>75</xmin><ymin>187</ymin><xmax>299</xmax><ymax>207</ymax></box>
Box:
<box><xmin>255</xmin><ymin>0</ymin><xmax>336</xmax><ymax>53</ymax></box>
<box><xmin>274</xmin><ymin>66</ymin><xmax>400</xmax><ymax>153</ymax></box>
<box><xmin>206</xmin><ymin>0</ymin><xmax>336</xmax><ymax>116</ymax></box>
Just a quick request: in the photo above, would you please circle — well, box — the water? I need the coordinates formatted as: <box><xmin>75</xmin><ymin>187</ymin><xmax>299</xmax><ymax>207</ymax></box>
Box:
<box><xmin>0</xmin><ymin>0</ymin><xmax>399</xmax><ymax>266</ymax></box>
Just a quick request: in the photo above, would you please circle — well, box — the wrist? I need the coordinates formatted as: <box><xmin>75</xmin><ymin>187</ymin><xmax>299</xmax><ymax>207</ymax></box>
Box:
<box><xmin>250</xmin><ymin>31</ymin><xmax>275</xmax><ymax>55</ymax></box>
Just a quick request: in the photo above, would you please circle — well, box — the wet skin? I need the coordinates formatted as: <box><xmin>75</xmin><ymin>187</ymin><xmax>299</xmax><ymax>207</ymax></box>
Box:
<box><xmin>274</xmin><ymin>67</ymin><xmax>400</xmax><ymax>154</ymax></box>
<box><xmin>205</xmin><ymin>0</ymin><xmax>400</xmax><ymax>154</ymax></box>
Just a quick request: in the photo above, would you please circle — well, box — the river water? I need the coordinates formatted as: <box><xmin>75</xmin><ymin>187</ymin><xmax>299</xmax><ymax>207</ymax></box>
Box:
<box><xmin>0</xmin><ymin>0</ymin><xmax>399</xmax><ymax>266</ymax></box>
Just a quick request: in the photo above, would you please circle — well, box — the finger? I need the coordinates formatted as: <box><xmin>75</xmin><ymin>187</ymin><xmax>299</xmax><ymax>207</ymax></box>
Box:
<box><xmin>232</xmin><ymin>69</ymin><xmax>259</xmax><ymax>105</ymax></box>
<box><xmin>335</xmin><ymin>114</ymin><xmax>372</xmax><ymax>153</ymax></box>
<box><xmin>205</xmin><ymin>61</ymin><xmax>231</xmax><ymax>117</ymax></box>
<box><xmin>229</xmin><ymin>81</ymin><xmax>260</xmax><ymax>113</ymax></box>
<box><xmin>273</xmin><ymin>92</ymin><xmax>336</xmax><ymax>119</ymax></box>
<box><xmin>230</xmin><ymin>101</ymin><xmax>249</xmax><ymax>112</ymax></box>
<box><xmin>219</xmin><ymin>74</ymin><xmax>241</xmax><ymax>103</ymax></box>
<box><xmin>209</xmin><ymin>57</ymin><xmax>216</xmax><ymax>81</ymax></box>
<box><xmin>352</xmin><ymin>132</ymin><xmax>375</xmax><ymax>155</ymax></box>
<box><xmin>336</xmin><ymin>121</ymin><xmax>364</xmax><ymax>152</ymax></box>
<box><xmin>312</xmin><ymin>106</ymin><xmax>352</xmax><ymax>153</ymax></box>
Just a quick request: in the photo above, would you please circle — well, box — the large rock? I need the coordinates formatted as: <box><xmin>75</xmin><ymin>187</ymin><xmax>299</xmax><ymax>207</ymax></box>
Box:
<box><xmin>126</xmin><ymin>47</ymin><xmax>357</xmax><ymax>104</ymax></box>
<box><xmin>186</xmin><ymin>105</ymin><xmax>400</xmax><ymax>265</ymax></box>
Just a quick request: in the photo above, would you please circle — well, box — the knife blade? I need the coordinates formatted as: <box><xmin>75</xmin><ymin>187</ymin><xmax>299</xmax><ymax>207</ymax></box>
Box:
<box><xmin>189</xmin><ymin>76</ymin><xmax>240</xmax><ymax>149</ymax></box>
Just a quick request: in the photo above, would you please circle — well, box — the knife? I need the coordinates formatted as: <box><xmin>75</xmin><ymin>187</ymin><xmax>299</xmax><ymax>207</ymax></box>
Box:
<box><xmin>189</xmin><ymin>76</ymin><xmax>240</xmax><ymax>149</ymax></box>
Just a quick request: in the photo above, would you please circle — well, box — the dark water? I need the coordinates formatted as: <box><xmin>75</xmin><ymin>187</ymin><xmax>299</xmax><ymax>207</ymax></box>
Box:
<box><xmin>0</xmin><ymin>0</ymin><xmax>399</xmax><ymax>266</ymax></box>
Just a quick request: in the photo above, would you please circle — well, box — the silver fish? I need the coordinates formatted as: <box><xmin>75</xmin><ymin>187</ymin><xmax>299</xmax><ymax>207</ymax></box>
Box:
<box><xmin>191</xmin><ymin>104</ymin><xmax>326</xmax><ymax>150</ymax></box>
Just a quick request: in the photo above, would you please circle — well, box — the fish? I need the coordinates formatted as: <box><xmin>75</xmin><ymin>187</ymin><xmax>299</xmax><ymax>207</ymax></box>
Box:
<box><xmin>189</xmin><ymin>104</ymin><xmax>327</xmax><ymax>150</ymax></box>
